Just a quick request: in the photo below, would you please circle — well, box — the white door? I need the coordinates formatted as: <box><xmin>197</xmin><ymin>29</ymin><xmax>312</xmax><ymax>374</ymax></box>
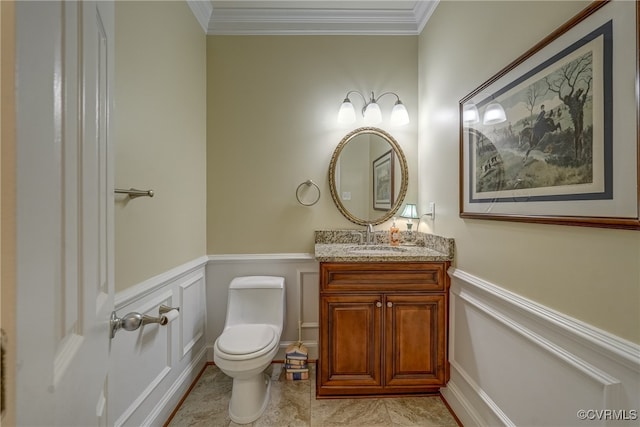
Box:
<box><xmin>15</xmin><ymin>1</ymin><xmax>114</xmax><ymax>426</ymax></box>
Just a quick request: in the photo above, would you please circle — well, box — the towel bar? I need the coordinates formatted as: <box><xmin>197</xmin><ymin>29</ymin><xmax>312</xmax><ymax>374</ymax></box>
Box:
<box><xmin>115</xmin><ymin>188</ymin><xmax>154</xmax><ymax>199</ymax></box>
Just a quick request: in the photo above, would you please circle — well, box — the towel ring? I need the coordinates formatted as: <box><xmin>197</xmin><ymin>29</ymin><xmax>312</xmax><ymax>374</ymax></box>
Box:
<box><xmin>296</xmin><ymin>180</ymin><xmax>320</xmax><ymax>206</ymax></box>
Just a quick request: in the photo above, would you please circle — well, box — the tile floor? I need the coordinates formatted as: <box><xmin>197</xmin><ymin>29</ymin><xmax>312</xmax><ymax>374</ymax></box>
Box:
<box><xmin>167</xmin><ymin>363</ymin><xmax>461</xmax><ymax>426</ymax></box>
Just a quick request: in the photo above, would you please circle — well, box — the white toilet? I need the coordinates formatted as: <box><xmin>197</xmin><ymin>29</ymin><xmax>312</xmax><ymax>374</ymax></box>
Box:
<box><xmin>213</xmin><ymin>276</ymin><xmax>286</xmax><ymax>424</ymax></box>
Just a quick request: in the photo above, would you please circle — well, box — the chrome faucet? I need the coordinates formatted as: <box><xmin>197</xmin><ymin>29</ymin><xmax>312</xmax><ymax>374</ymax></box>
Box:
<box><xmin>365</xmin><ymin>224</ymin><xmax>375</xmax><ymax>245</ymax></box>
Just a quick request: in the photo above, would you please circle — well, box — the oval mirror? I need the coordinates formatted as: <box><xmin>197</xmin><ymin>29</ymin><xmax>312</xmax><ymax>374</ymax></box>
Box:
<box><xmin>329</xmin><ymin>127</ymin><xmax>408</xmax><ymax>226</ymax></box>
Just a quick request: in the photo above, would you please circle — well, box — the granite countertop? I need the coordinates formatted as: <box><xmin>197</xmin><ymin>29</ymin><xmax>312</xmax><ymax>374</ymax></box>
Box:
<box><xmin>314</xmin><ymin>230</ymin><xmax>455</xmax><ymax>263</ymax></box>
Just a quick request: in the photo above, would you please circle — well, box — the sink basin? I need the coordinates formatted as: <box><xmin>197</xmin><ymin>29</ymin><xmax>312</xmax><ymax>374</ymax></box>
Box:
<box><xmin>345</xmin><ymin>245</ymin><xmax>408</xmax><ymax>255</ymax></box>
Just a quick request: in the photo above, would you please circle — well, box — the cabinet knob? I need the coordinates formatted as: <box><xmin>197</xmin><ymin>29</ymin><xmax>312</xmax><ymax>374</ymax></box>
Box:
<box><xmin>387</xmin><ymin>302</ymin><xmax>393</xmax><ymax>308</ymax></box>
<box><xmin>376</xmin><ymin>301</ymin><xmax>382</xmax><ymax>308</ymax></box>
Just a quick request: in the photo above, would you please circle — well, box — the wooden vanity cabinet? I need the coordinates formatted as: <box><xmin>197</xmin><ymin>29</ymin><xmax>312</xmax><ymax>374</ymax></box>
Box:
<box><xmin>317</xmin><ymin>261</ymin><xmax>450</xmax><ymax>397</ymax></box>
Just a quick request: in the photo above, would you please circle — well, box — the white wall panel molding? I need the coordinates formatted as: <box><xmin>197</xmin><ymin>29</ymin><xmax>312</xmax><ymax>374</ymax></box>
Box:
<box><xmin>447</xmin><ymin>360</ymin><xmax>515</xmax><ymax>427</ymax></box>
<box><xmin>444</xmin><ymin>377</ymin><xmax>497</xmax><ymax>427</ymax></box>
<box><xmin>111</xmin><ymin>290</ymin><xmax>175</xmax><ymax>427</ymax></box>
<box><xmin>444</xmin><ymin>268</ymin><xmax>640</xmax><ymax>427</ymax></box>
<box><xmin>208</xmin><ymin>253</ymin><xmax>314</xmax><ymax>262</ymax></box>
<box><xmin>285</xmin><ymin>268</ymin><xmax>320</xmax><ymax>359</ymax></box>
<box><xmin>109</xmin><ymin>258</ymin><xmax>207</xmax><ymax>427</ymax></box>
<box><xmin>179</xmin><ymin>272</ymin><xmax>206</xmax><ymax>358</ymax></box>
<box><xmin>456</xmin><ymin>288</ymin><xmax>621</xmax><ymax>390</ymax></box>
<box><xmin>133</xmin><ymin>291</ymin><xmax>174</xmax><ymax>362</ymax></box>
<box><xmin>114</xmin><ymin>366</ymin><xmax>171</xmax><ymax>427</ymax></box>
<box><xmin>115</xmin><ymin>256</ymin><xmax>208</xmax><ymax>309</ymax></box>
<box><xmin>143</xmin><ymin>346</ymin><xmax>208</xmax><ymax>427</ymax></box>
<box><xmin>449</xmin><ymin>268</ymin><xmax>640</xmax><ymax>372</ymax></box>
<box><xmin>297</xmin><ymin>269</ymin><xmax>319</xmax><ymax>329</ymax></box>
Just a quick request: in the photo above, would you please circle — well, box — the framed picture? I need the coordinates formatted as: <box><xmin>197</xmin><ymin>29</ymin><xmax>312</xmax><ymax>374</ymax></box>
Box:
<box><xmin>373</xmin><ymin>149</ymin><xmax>394</xmax><ymax>211</ymax></box>
<box><xmin>459</xmin><ymin>0</ymin><xmax>639</xmax><ymax>230</ymax></box>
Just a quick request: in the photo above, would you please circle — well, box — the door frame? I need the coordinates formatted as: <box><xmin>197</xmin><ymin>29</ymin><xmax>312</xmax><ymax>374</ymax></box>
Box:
<box><xmin>1</xmin><ymin>1</ymin><xmax>17</xmax><ymax>425</ymax></box>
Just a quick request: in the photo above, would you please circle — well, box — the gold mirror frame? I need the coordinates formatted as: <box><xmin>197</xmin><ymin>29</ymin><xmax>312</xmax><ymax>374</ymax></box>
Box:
<box><xmin>328</xmin><ymin>127</ymin><xmax>408</xmax><ymax>226</ymax></box>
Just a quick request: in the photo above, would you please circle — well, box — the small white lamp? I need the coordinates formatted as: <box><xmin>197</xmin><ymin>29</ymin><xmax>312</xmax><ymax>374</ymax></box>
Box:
<box><xmin>400</xmin><ymin>203</ymin><xmax>419</xmax><ymax>235</ymax></box>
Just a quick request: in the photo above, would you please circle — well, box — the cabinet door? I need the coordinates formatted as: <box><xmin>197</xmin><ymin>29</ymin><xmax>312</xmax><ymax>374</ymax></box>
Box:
<box><xmin>384</xmin><ymin>294</ymin><xmax>447</xmax><ymax>389</ymax></box>
<box><xmin>319</xmin><ymin>294</ymin><xmax>383</xmax><ymax>394</ymax></box>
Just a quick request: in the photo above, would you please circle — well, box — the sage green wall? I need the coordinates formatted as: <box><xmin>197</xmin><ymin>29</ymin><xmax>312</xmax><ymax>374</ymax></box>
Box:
<box><xmin>207</xmin><ymin>36</ymin><xmax>418</xmax><ymax>254</ymax></box>
<box><xmin>418</xmin><ymin>1</ymin><xmax>640</xmax><ymax>343</ymax></box>
<box><xmin>114</xmin><ymin>1</ymin><xmax>207</xmax><ymax>291</ymax></box>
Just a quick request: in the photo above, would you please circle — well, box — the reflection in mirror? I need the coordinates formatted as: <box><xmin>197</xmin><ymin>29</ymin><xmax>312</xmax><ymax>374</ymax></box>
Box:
<box><xmin>329</xmin><ymin>127</ymin><xmax>408</xmax><ymax>226</ymax></box>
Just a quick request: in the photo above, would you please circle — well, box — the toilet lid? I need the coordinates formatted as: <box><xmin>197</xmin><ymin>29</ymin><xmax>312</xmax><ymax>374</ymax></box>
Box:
<box><xmin>217</xmin><ymin>324</ymin><xmax>275</xmax><ymax>355</ymax></box>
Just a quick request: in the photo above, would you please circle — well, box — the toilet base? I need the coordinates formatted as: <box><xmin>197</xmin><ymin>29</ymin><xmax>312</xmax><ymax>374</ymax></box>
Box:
<box><xmin>228</xmin><ymin>372</ymin><xmax>271</xmax><ymax>424</ymax></box>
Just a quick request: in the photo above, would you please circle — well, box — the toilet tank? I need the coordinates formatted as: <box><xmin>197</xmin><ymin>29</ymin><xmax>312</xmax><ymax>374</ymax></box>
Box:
<box><xmin>225</xmin><ymin>276</ymin><xmax>285</xmax><ymax>328</ymax></box>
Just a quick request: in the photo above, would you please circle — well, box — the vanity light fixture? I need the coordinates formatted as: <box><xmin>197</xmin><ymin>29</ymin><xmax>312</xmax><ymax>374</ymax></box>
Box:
<box><xmin>338</xmin><ymin>91</ymin><xmax>409</xmax><ymax>126</ymax></box>
<box><xmin>400</xmin><ymin>203</ymin><xmax>419</xmax><ymax>234</ymax></box>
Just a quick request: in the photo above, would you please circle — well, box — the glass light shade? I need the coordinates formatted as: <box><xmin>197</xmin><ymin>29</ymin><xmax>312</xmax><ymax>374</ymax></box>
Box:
<box><xmin>363</xmin><ymin>102</ymin><xmax>382</xmax><ymax>125</ymax></box>
<box><xmin>337</xmin><ymin>99</ymin><xmax>356</xmax><ymax>124</ymax></box>
<box><xmin>390</xmin><ymin>101</ymin><xmax>410</xmax><ymax>126</ymax></box>
<box><xmin>483</xmin><ymin>102</ymin><xmax>507</xmax><ymax>125</ymax></box>
<box><xmin>462</xmin><ymin>103</ymin><xmax>480</xmax><ymax>124</ymax></box>
<box><xmin>400</xmin><ymin>203</ymin><xmax>419</xmax><ymax>219</ymax></box>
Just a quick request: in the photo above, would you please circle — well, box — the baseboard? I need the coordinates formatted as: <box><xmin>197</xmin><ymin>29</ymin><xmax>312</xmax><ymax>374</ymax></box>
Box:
<box><xmin>143</xmin><ymin>345</ymin><xmax>208</xmax><ymax>426</ymax></box>
<box><xmin>444</xmin><ymin>267</ymin><xmax>640</xmax><ymax>427</ymax></box>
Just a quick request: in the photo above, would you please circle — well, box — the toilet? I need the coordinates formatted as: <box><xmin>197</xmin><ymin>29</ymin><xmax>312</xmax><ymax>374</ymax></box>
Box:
<box><xmin>213</xmin><ymin>276</ymin><xmax>286</xmax><ymax>424</ymax></box>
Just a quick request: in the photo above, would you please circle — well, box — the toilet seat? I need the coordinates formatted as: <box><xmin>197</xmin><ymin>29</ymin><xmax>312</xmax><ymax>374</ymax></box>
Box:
<box><xmin>216</xmin><ymin>324</ymin><xmax>277</xmax><ymax>359</ymax></box>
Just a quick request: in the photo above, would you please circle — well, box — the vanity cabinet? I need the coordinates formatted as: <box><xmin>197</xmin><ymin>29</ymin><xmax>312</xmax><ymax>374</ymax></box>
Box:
<box><xmin>317</xmin><ymin>261</ymin><xmax>450</xmax><ymax>397</ymax></box>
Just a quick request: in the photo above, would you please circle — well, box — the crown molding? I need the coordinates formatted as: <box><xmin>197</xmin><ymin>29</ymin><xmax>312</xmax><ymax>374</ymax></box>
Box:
<box><xmin>198</xmin><ymin>1</ymin><xmax>438</xmax><ymax>35</ymax></box>
<box><xmin>186</xmin><ymin>0</ymin><xmax>214</xmax><ymax>34</ymax></box>
<box><xmin>415</xmin><ymin>0</ymin><xmax>438</xmax><ymax>34</ymax></box>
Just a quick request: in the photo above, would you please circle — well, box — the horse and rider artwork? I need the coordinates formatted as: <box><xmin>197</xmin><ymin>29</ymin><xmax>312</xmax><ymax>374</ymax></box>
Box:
<box><xmin>460</xmin><ymin>1</ymin><xmax>640</xmax><ymax>229</ymax></box>
<box><xmin>464</xmin><ymin>20</ymin><xmax>612</xmax><ymax>204</ymax></box>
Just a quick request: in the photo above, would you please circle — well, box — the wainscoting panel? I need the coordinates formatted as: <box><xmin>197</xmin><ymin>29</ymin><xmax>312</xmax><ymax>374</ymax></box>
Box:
<box><xmin>108</xmin><ymin>257</ymin><xmax>208</xmax><ymax>427</ymax></box>
<box><xmin>443</xmin><ymin>268</ymin><xmax>640</xmax><ymax>427</ymax></box>
<box><xmin>299</xmin><ymin>268</ymin><xmax>320</xmax><ymax>350</ymax></box>
<box><xmin>206</xmin><ymin>254</ymin><xmax>319</xmax><ymax>360</ymax></box>
<box><xmin>179</xmin><ymin>272</ymin><xmax>206</xmax><ymax>358</ymax></box>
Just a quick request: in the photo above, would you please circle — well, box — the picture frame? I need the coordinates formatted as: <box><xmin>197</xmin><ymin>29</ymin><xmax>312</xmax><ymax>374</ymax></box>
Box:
<box><xmin>459</xmin><ymin>0</ymin><xmax>639</xmax><ymax>230</ymax></box>
<box><xmin>373</xmin><ymin>149</ymin><xmax>394</xmax><ymax>211</ymax></box>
